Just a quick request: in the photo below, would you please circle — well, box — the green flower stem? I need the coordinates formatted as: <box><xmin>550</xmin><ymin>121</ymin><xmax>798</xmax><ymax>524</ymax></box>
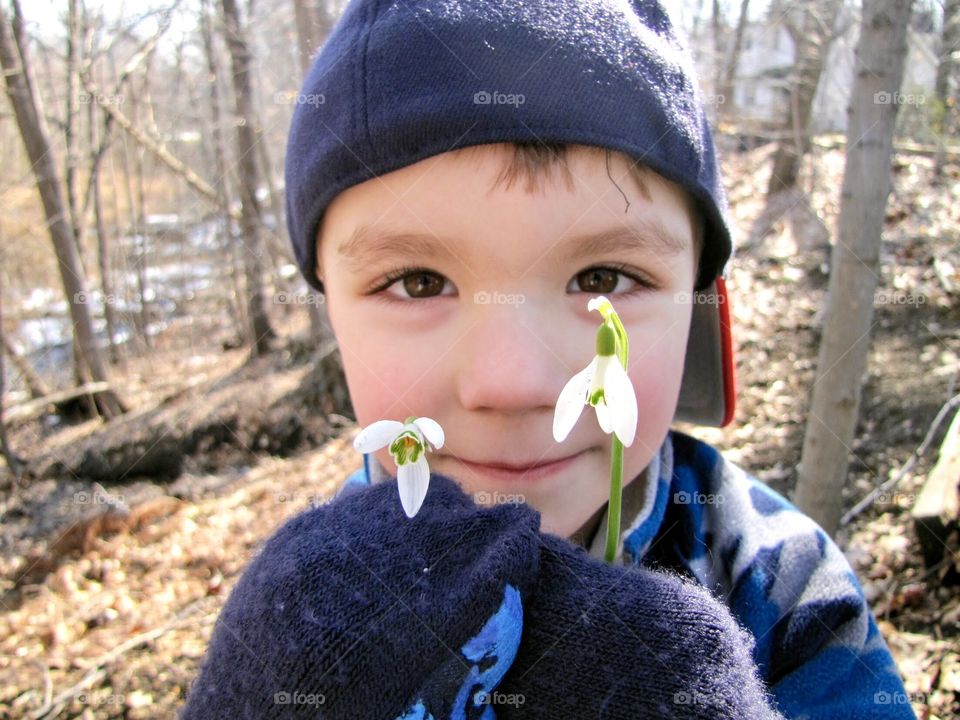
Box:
<box><xmin>589</xmin><ymin>300</ymin><xmax>632</xmax><ymax>563</ymax></box>
<box><xmin>605</xmin><ymin>313</ymin><xmax>629</xmax><ymax>565</ymax></box>
<box><xmin>605</xmin><ymin>434</ymin><xmax>624</xmax><ymax>563</ymax></box>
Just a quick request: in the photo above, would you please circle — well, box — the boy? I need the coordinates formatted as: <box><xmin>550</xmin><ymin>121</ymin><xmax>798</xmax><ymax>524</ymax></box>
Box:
<box><xmin>183</xmin><ymin>1</ymin><xmax>913</xmax><ymax>718</ymax></box>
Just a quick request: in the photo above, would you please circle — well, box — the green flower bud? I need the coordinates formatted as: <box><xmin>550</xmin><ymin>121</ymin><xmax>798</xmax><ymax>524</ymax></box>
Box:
<box><xmin>595</xmin><ymin>323</ymin><xmax>616</xmax><ymax>357</ymax></box>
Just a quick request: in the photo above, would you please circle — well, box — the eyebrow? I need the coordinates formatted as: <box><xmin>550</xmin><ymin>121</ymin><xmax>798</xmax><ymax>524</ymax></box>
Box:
<box><xmin>337</xmin><ymin>226</ymin><xmax>464</xmax><ymax>272</ymax></box>
<box><xmin>337</xmin><ymin>218</ymin><xmax>691</xmax><ymax>272</ymax></box>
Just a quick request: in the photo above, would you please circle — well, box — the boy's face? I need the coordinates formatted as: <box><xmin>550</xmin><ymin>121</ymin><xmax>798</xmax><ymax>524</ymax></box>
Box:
<box><xmin>318</xmin><ymin>143</ymin><xmax>696</xmax><ymax>538</ymax></box>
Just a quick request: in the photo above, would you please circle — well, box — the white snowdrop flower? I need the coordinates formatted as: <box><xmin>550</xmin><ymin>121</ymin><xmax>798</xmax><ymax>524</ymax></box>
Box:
<box><xmin>553</xmin><ymin>296</ymin><xmax>637</xmax><ymax>447</ymax></box>
<box><xmin>353</xmin><ymin>416</ymin><xmax>445</xmax><ymax>517</ymax></box>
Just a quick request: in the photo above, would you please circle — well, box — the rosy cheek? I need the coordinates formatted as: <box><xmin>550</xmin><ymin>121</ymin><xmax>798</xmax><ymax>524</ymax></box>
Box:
<box><xmin>631</xmin><ymin>362</ymin><xmax>679</xmax><ymax>416</ymax></box>
<box><xmin>349</xmin><ymin>361</ymin><xmax>408</xmax><ymax>421</ymax></box>
<box><xmin>335</xmin><ymin>326</ymin><xmax>392</xmax><ymax>416</ymax></box>
<box><xmin>628</xmin><ymin>339</ymin><xmax>687</xmax><ymax>437</ymax></box>
<box><xmin>341</xmin><ymin>332</ymin><xmax>441</xmax><ymax>424</ymax></box>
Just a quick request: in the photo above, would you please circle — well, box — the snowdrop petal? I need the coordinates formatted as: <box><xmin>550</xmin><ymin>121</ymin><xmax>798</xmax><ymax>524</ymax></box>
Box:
<box><xmin>397</xmin><ymin>456</ymin><xmax>431</xmax><ymax>518</ymax></box>
<box><xmin>587</xmin><ymin>296</ymin><xmax>610</xmax><ymax>313</ymax></box>
<box><xmin>353</xmin><ymin>420</ymin><xmax>403</xmax><ymax>453</ymax></box>
<box><xmin>553</xmin><ymin>358</ymin><xmax>597</xmax><ymax>442</ymax></box>
<box><xmin>412</xmin><ymin>417</ymin><xmax>445</xmax><ymax>450</ymax></box>
<box><xmin>353</xmin><ymin>420</ymin><xmax>405</xmax><ymax>453</ymax></box>
<box><xmin>603</xmin><ymin>359</ymin><xmax>638</xmax><ymax>447</ymax></box>
<box><xmin>593</xmin><ymin>400</ymin><xmax>614</xmax><ymax>434</ymax></box>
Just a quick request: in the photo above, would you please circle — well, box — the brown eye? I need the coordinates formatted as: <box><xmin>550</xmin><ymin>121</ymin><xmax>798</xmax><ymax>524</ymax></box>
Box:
<box><xmin>402</xmin><ymin>271</ymin><xmax>445</xmax><ymax>298</ymax></box>
<box><xmin>372</xmin><ymin>266</ymin><xmax>455</xmax><ymax>301</ymax></box>
<box><xmin>575</xmin><ymin>268</ymin><xmax>620</xmax><ymax>294</ymax></box>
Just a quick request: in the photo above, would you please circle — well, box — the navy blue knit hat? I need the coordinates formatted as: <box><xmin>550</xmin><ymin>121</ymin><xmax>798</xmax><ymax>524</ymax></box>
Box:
<box><xmin>284</xmin><ymin>0</ymin><xmax>736</xmax><ymax>427</ymax></box>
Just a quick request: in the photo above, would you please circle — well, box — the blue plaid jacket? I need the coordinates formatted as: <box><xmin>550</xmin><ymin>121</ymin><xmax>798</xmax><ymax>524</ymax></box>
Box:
<box><xmin>343</xmin><ymin>430</ymin><xmax>915</xmax><ymax>720</ymax></box>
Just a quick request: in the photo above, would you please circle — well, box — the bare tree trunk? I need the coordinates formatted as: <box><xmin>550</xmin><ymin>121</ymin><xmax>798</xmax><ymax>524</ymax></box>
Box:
<box><xmin>794</xmin><ymin>0</ymin><xmax>915</xmax><ymax>536</ymax></box>
<box><xmin>711</xmin><ymin>0</ymin><xmax>724</xmax><ymax>100</ymax></box>
<box><xmin>245</xmin><ymin>32</ymin><xmax>296</xmax><ymax>332</ymax></box>
<box><xmin>767</xmin><ymin>0</ymin><xmax>842</xmax><ymax>196</ymax></box>
<box><xmin>292</xmin><ymin>0</ymin><xmax>338</xmax><ymax>66</ymax></box>
<box><xmin>70</xmin><ymin>341</ymin><xmax>97</xmax><ymax>419</ymax></box>
<box><xmin>92</xmin><ymin>145</ymin><xmax>121</xmax><ymax>364</ymax></box>
<box><xmin>936</xmin><ymin>0</ymin><xmax>960</xmax><ymax>102</ymax></box>
<box><xmin>65</xmin><ymin>0</ymin><xmax>87</xmax><ymax>276</ymax></box>
<box><xmin>721</xmin><ymin>0</ymin><xmax>751</xmax><ymax>117</ymax></box>
<box><xmin>293</xmin><ymin>0</ymin><xmax>320</xmax><ymax>74</ymax></box>
<box><xmin>220</xmin><ymin>0</ymin><xmax>276</xmax><ymax>357</ymax></box>
<box><xmin>237</xmin><ymin>5</ymin><xmax>293</xmax><ymax>278</ymax></box>
<box><xmin>251</xmin><ymin>67</ymin><xmax>294</xmax><ymax>272</ymax></box>
<box><xmin>231</xmin><ymin>239</ymin><xmax>251</xmax><ymax>338</ymax></box>
<box><xmin>133</xmin><ymin>71</ymin><xmax>152</xmax><ymax>350</ymax></box>
<box><xmin>317</xmin><ymin>1</ymin><xmax>337</xmax><ymax>44</ymax></box>
<box><xmin>114</xmin><ymin>81</ymin><xmax>146</xmax><ymax>351</ymax></box>
<box><xmin>293</xmin><ymin>0</ymin><xmax>314</xmax><ymax>75</ymax></box>
<box><xmin>934</xmin><ymin>0</ymin><xmax>960</xmax><ymax>176</ymax></box>
<box><xmin>105</xmin><ymin>49</ymin><xmax>142</xmax><ymax>355</ymax></box>
<box><xmin>0</xmin><ymin>0</ymin><xmax>125</xmax><ymax>420</ymax></box>
<box><xmin>87</xmin><ymin>87</ymin><xmax>121</xmax><ymax>365</ymax></box>
<box><xmin>290</xmin><ymin>0</ymin><xmax>338</xmax><ymax>344</ymax></box>
<box><xmin>103</xmin><ymin>85</ymin><xmax>131</xmax><ymax>357</ymax></box>
<box><xmin>0</xmin><ymin>259</ymin><xmax>25</xmax><ymax>479</ymax></box>
<box><xmin>200</xmin><ymin>0</ymin><xmax>248</xmax><ymax>340</ymax></box>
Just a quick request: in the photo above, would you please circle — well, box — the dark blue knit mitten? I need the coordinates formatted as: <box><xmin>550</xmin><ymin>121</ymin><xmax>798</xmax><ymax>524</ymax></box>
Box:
<box><xmin>496</xmin><ymin>534</ymin><xmax>784</xmax><ymax>719</ymax></box>
<box><xmin>182</xmin><ymin>473</ymin><xmax>783</xmax><ymax>719</ymax></box>
<box><xmin>181</xmin><ymin>474</ymin><xmax>541</xmax><ymax>719</ymax></box>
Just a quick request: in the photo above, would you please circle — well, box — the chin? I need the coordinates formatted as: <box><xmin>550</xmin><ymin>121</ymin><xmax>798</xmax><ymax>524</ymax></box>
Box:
<box><xmin>526</xmin><ymin>483</ymin><xmax>607</xmax><ymax>539</ymax></box>
<box><xmin>539</xmin><ymin>514</ymin><xmax>579</xmax><ymax>538</ymax></box>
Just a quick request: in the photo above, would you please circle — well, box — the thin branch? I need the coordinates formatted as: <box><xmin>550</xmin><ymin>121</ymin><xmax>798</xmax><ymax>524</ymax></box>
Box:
<box><xmin>79</xmin><ymin>72</ymin><xmax>227</xmax><ymax>211</ymax></box>
<box><xmin>841</xmin><ymin>393</ymin><xmax>960</xmax><ymax>526</ymax></box>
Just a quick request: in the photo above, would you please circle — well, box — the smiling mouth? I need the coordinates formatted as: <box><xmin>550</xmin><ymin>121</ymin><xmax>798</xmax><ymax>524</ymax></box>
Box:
<box><xmin>445</xmin><ymin>449</ymin><xmax>589</xmax><ymax>480</ymax></box>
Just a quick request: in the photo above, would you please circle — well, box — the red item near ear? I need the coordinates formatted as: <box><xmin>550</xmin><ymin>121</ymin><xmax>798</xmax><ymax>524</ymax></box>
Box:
<box><xmin>716</xmin><ymin>277</ymin><xmax>736</xmax><ymax>427</ymax></box>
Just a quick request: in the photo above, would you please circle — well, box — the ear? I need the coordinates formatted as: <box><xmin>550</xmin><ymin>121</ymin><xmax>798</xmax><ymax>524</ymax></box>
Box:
<box><xmin>315</xmin><ymin>227</ymin><xmax>326</xmax><ymax>286</ymax></box>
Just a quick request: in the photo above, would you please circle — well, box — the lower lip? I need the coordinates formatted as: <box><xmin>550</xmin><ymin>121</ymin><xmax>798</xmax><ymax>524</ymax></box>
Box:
<box><xmin>453</xmin><ymin>450</ymin><xmax>587</xmax><ymax>483</ymax></box>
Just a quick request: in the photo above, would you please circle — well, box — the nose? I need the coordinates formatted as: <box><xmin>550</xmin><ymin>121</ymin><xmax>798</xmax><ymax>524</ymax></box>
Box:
<box><xmin>455</xmin><ymin>302</ymin><xmax>578</xmax><ymax>413</ymax></box>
